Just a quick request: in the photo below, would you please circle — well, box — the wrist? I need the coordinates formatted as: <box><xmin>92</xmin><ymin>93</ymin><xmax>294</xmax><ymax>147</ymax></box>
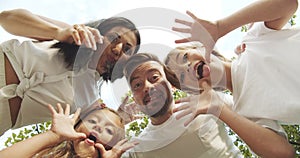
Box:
<box><xmin>46</xmin><ymin>130</ymin><xmax>64</xmax><ymax>145</ymax></box>
<box><xmin>52</xmin><ymin>26</ymin><xmax>62</xmax><ymax>41</ymax></box>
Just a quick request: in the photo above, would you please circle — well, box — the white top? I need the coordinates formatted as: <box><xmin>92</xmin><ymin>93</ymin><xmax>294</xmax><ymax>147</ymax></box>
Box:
<box><xmin>231</xmin><ymin>22</ymin><xmax>300</xmax><ymax>124</ymax></box>
<box><xmin>0</xmin><ymin>39</ymin><xmax>100</xmax><ymax>130</ymax></box>
<box><xmin>124</xmin><ymin>107</ymin><xmax>242</xmax><ymax>158</ymax></box>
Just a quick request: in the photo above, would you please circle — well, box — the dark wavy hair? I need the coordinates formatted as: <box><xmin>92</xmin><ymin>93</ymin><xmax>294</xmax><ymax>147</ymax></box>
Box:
<box><xmin>51</xmin><ymin>17</ymin><xmax>141</xmax><ymax>81</ymax></box>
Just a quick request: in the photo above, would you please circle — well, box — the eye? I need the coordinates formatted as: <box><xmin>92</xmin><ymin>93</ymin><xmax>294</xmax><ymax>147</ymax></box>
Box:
<box><xmin>183</xmin><ymin>53</ymin><xmax>188</xmax><ymax>63</ymax></box>
<box><xmin>88</xmin><ymin>119</ymin><xmax>97</xmax><ymax>124</ymax></box>
<box><xmin>151</xmin><ymin>74</ymin><xmax>159</xmax><ymax>82</ymax></box>
<box><xmin>123</xmin><ymin>44</ymin><xmax>133</xmax><ymax>55</ymax></box>
<box><xmin>107</xmin><ymin>32</ymin><xmax>121</xmax><ymax>44</ymax></box>
<box><xmin>180</xmin><ymin>72</ymin><xmax>185</xmax><ymax>82</ymax></box>
<box><xmin>106</xmin><ymin>128</ymin><xmax>114</xmax><ymax>135</ymax></box>
<box><xmin>132</xmin><ymin>82</ymin><xmax>142</xmax><ymax>90</ymax></box>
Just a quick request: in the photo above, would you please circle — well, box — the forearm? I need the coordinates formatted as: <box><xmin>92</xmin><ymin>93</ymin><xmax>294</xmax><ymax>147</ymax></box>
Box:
<box><xmin>217</xmin><ymin>0</ymin><xmax>298</xmax><ymax>38</ymax></box>
<box><xmin>0</xmin><ymin>130</ymin><xmax>61</xmax><ymax>158</ymax></box>
<box><xmin>0</xmin><ymin>9</ymin><xmax>64</xmax><ymax>40</ymax></box>
<box><xmin>219</xmin><ymin>106</ymin><xmax>295</xmax><ymax>158</ymax></box>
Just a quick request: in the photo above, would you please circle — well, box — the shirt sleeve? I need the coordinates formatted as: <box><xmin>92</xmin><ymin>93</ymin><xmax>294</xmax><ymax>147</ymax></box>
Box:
<box><xmin>252</xmin><ymin>118</ymin><xmax>287</xmax><ymax>138</ymax></box>
<box><xmin>242</xmin><ymin>22</ymin><xmax>277</xmax><ymax>41</ymax></box>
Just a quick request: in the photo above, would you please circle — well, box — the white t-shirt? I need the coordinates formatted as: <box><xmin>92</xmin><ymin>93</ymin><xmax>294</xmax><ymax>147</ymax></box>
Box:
<box><xmin>124</xmin><ymin>107</ymin><xmax>242</xmax><ymax>158</ymax></box>
<box><xmin>0</xmin><ymin>39</ymin><xmax>100</xmax><ymax>132</ymax></box>
<box><xmin>231</xmin><ymin>22</ymin><xmax>300</xmax><ymax>124</ymax></box>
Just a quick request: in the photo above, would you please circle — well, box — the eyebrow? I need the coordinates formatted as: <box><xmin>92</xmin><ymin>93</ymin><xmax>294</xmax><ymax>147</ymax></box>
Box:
<box><xmin>130</xmin><ymin>76</ymin><xmax>139</xmax><ymax>84</ymax></box>
<box><xmin>130</xmin><ymin>68</ymin><xmax>160</xmax><ymax>83</ymax></box>
<box><xmin>176</xmin><ymin>53</ymin><xmax>180</xmax><ymax>63</ymax></box>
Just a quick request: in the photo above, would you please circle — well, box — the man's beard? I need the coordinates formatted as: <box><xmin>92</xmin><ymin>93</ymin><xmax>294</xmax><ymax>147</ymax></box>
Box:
<box><xmin>147</xmin><ymin>82</ymin><xmax>173</xmax><ymax>118</ymax></box>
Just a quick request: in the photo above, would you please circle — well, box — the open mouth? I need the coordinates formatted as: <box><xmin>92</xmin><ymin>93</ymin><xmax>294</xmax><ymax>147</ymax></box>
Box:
<box><xmin>195</xmin><ymin>61</ymin><xmax>205</xmax><ymax>79</ymax></box>
<box><xmin>88</xmin><ymin>133</ymin><xmax>97</xmax><ymax>142</ymax></box>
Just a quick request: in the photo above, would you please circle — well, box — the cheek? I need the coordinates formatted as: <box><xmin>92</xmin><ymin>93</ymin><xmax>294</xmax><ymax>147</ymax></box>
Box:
<box><xmin>132</xmin><ymin>91</ymin><xmax>143</xmax><ymax>104</ymax></box>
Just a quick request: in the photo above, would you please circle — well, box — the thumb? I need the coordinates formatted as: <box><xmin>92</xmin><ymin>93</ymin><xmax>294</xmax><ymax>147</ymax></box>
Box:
<box><xmin>201</xmin><ymin>81</ymin><xmax>211</xmax><ymax>91</ymax></box>
<box><xmin>95</xmin><ymin>143</ymin><xmax>106</xmax><ymax>155</ymax></box>
<box><xmin>76</xmin><ymin>132</ymin><xmax>87</xmax><ymax>139</ymax></box>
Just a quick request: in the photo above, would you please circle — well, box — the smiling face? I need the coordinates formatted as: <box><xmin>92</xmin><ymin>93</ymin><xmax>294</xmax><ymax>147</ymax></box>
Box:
<box><xmin>129</xmin><ymin>61</ymin><xmax>173</xmax><ymax>118</ymax></box>
<box><xmin>165</xmin><ymin>46</ymin><xmax>225</xmax><ymax>92</ymax></box>
<box><xmin>96</xmin><ymin>26</ymin><xmax>138</xmax><ymax>81</ymax></box>
<box><xmin>73</xmin><ymin>108</ymin><xmax>124</xmax><ymax>157</ymax></box>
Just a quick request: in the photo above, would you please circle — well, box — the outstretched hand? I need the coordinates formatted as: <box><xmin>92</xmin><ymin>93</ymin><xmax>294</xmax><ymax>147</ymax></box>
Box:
<box><xmin>95</xmin><ymin>138</ymin><xmax>139</xmax><ymax>158</ymax></box>
<box><xmin>172</xmin><ymin>10</ymin><xmax>219</xmax><ymax>62</ymax></box>
<box><xmin>173</xmin><ymin>83</ymin><xmax>223</xmax><ymax>126</ymax></box>
<box><xmin>47</xmin><ymin>103</ymin><xmax>86</xmax><ymax>142</ymax></box>
<box><xmin>117</xmin><ymin>96</ymin><xmax>143</xmax><ymax>124</ymax></box>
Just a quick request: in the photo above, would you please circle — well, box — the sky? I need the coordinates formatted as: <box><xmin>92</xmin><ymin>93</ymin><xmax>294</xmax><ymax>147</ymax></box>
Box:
<box><xmin>0</xmin><ymin>0</ymin><xmax>299</xmax><ymax>150</ymax></box>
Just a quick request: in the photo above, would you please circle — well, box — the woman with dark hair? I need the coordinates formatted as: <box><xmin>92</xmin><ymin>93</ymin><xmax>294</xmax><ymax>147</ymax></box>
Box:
<box><xmin>0</xmin><ymin>101</ymin><xmax>138</xmax><ymax>158</ymax></box>
<box><xmin>0</xmin><ymin>9</ymin><xmax>141</xmax><ymax>135</ymax></box>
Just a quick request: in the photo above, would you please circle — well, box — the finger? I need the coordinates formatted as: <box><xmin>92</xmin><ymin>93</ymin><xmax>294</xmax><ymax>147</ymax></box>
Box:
<box><xmin>176</xmin><ymin>97</ymin><xmax>191</xmax><ymax>103</ymax></box>
<box><xmin>173</xmin><ymin>103</ymin><xmax>189</xmax><ymax>113</ymax></box>
<box><xmin>175</xmin><ymin>19</ymin><xmax>192</xmax><ymax>27</ymax></box>
<box><xmin>47</xmin><ymin>104</ymin><xmax>56</xmax><ymax>115</ymax></box>
<box><xmin>186</xmin><ymin>10</ymin><xmax>198</xmax><ymax>20</ymax></box>
<box><xmin>64</xmin><ymin>104</ymin><xmax>70</xmax><ymax>115</ymax></box>
<box><xmin>88</xmin><ymin>27</ymin><xmax>103</xmax><ymax>44</ymax></box>
<box><xmin>75</xmin><ymin>132</ymin><xmax>86</xmax><ymax>139</ymax></box>
<box><xmin>184</xmin><ymin>116</ymin><xmax>194</xmax><ymax>127</ymax></box>
<box><xmin>122</xmin><ymin>96</ymin><xmax>129</xmax><ymax>105</ymax></box>
<box><xmin>120</xmin><ymin>141</ymin><xmax>139</xmax><ymax>151</ymax></box>
<box><xmin>174</xmin><ymin>38</ymin><xmax>191</xmax><ymax>44</ymax></box>
<box><xmin>94</xmin><ymin>143</ymin><xmax>106</xmax><ymax>155</ymax></box>
<box><xmin>77</xmin><ymin>26</ymin><xmax>92</xmax><ymax>49</ymax></box>
<box><xmin>56</xmin><ymin>103</ymin><xmax>64</xmax><ymax>114</ymax></box>
<box><xmin>84</xmin><ymin>26</ymin><xmax>97</xmax><ymax>50</ymax></box>
<box><xmin>176</xmin><ymin>109</ymin><xmax>192</xmax><ymax>120</ymax></box>
<box><xmin>72</xmin><ymin>108</ymin><xmax>81</xmax><ymax>122</ymax></box>
<box><xmin>172</xmin><ymin>27</ymin><xmax>191</xmax><ymax>33</ymax></box>
<box><xmin>72</xmin><ymin>25</ymin><xmax>82</xmax><ymax>45</ymax></box>
<box><xmin>71</xmin><ymin>30</ymin><xmax>82</xmax><ymax>45</ymax></box>
<box><xmin>115</xmin><ymin>138</ymin><xmax>129</xmax><ymax>146</ymax></box>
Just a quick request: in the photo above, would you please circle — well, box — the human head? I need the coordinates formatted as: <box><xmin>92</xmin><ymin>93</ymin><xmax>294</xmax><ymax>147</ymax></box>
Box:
<box><xmin>165</xmin><ymin>44</ymin><xmax>228</xmax><ymax>94</ymax></box>
<box><xmin>124</xmin><ymin>53</ymin><xmax>178</xmax><ymax>118</ymax></box>
<box><xmin>35</xmin><ymin>100</ymin><xmax>124</xmax><ymax>158</ymax></box>
<box><xmin>55</xmin><ymin>17</ymin><xmax>141</xmax><ymax>82</ymax></box>
<box><xmin>88</xmin><ymin>17</ymin><xmax>141</xmax><ymax>82</ymax></box>
<box><xmin>73</xmin><ymin>100</ymin><xmax>125</xmax><ymax>157</ymax></box>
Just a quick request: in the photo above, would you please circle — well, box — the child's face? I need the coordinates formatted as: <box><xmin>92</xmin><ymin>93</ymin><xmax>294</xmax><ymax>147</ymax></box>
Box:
<box><xmin>73</xmin><ymin>109</ymin><xmax>123</xmax><ymax>157</ymax></box>
<box><xmin>166</xmin><ymin>47</ymin><xmax>225</xmax><ymax>91</ymax></box>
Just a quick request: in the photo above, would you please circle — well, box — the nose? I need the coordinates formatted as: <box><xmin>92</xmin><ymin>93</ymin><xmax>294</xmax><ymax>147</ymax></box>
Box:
<box><xmin>112</xmin><ymin>42</ymin><xmax>123</xmax><ymax>60</ymax></box>
<box><xmin>93</xmin><ymin>125</ymin><xmax>102</xmax><ymax>133</ymax></box>
<box><xmin>144</xmin><ymin>80</ymin><xmax>155</xmax><ymax>94</ymax></box>
<box><xmin>186</xmin><ymin>62</ymin><xmax>191</xmax><ymax>72</ymax></box>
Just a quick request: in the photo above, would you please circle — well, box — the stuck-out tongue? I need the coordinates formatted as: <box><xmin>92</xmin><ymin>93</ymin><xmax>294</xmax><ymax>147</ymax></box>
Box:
<box><xmin>202</xmin><ymin>64</ymin><xmax>210</xmax><ymax>77</ymax></box>
<box><xmin>197</xmin><ymin>61</ymin><xmax>210</xmax><ymax>79</ymax></box>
